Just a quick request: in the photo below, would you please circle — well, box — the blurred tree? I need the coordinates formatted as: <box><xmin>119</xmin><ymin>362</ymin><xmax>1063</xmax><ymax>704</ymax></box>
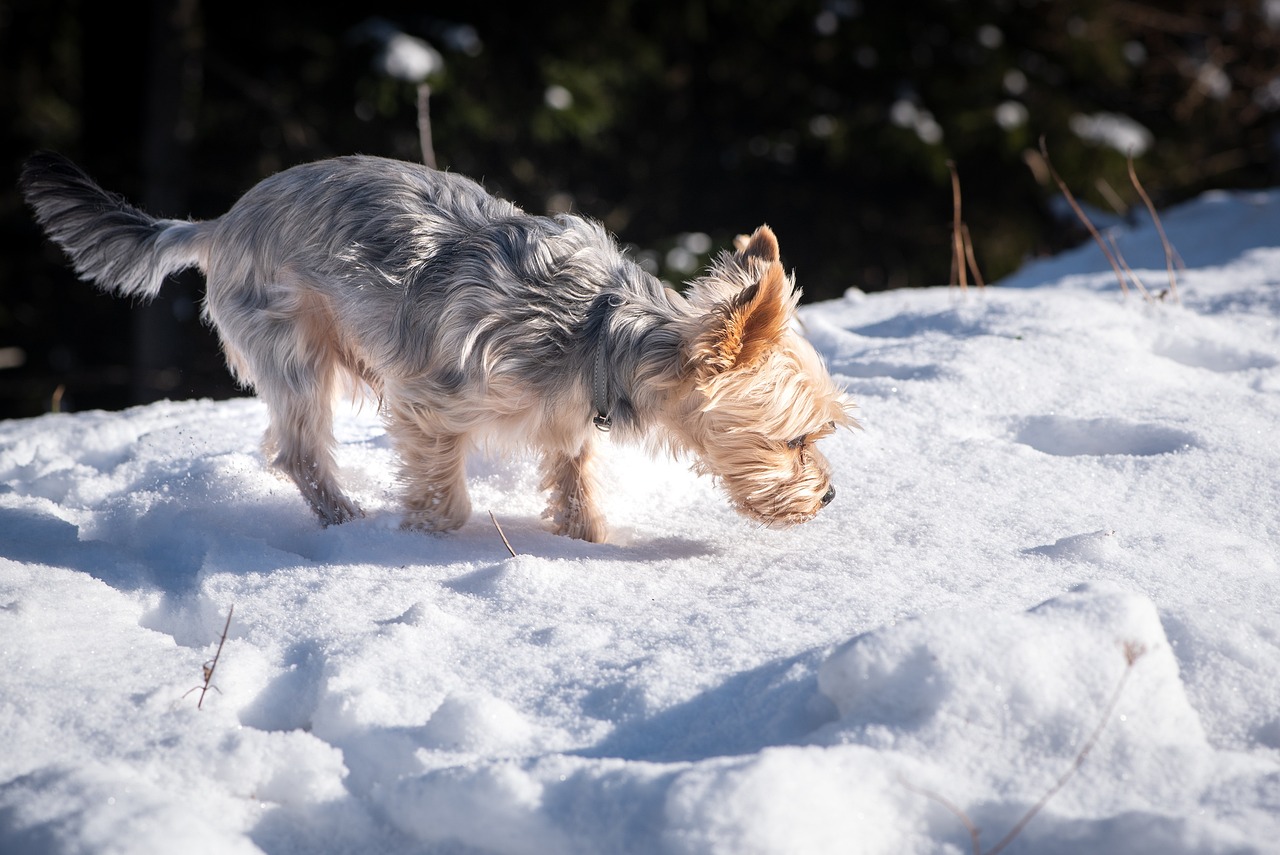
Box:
<box><xmin>134</xmin><ymin>0</ymin><xmax>205</xmax><ymax>404</ymax></box>
<box><xmin>3</xmin><ymin>0</ymin><xmax>1279</xmax><ymax>416</ymax></box>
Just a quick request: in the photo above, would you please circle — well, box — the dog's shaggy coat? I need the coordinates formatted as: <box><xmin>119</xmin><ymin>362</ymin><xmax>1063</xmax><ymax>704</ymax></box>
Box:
<box><xmin>20</xmin><ymin>152</ymin><xmax>854</xmax><ymax>541</ymax></box>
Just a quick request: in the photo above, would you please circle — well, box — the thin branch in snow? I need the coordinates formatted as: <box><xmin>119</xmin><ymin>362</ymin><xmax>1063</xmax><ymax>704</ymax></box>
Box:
<box><xmin>984</xmin><ymin>641</ymin><xmax>1147</xmax><ymax>855</ymax></box>
<box><xmin>183</xmin><ymin>605</ymin><xmax>234</xmax><ymax>709</ymax></box>
<box><xmin>489</xmin><ymin>511</ymin><xmax>518</xmax><ymax>557</ymax></box>
<box><xmin>962</xmin><ymin>223</ymin><xmax>985</xmax><ymax>289</ymax></box>
<box><xmin>947</xmin><ymin>161</ymin><xmax>984</xmax><ymax>291</ymax></box>
<box><xmin>1039</xmin><ymin>137</ymin><xmax>1131</xmax><ymax>298</ymax></box>
<box><xmin>1106</xmin><ymin>233</ymin><xmax>1154</xmax><ymax>303</ymax></box>
<box><xmin>898</xmin><ymin>776</ymin><xmax>982</xmax><ymax>855</ymax></box>
<box><xmin>1094</xmin><ymin>177</ymin><xmax>1128</xmax><ymax>216</ymax></box>
<box><xmin>948</xmin><ymin>160</ymin><xmax>968</xmax><ymax>292</ymax></box>
<box><xmin>1127</xmin><ymin>156</ymin><xmax>1181</xmax><ymax>304</ymax></box>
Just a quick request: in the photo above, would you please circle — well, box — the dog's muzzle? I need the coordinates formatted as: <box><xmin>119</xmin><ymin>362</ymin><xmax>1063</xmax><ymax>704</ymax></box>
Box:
<box><xmin>821</xmin><ymin>485</ymin><xmax>836</xmax><ymax>507</ymax></box>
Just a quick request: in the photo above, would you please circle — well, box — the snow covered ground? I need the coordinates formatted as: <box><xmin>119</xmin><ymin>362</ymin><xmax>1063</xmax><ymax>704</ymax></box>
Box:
<box><xmin>2</xmin><ymin>189</ymin><xmax>1279</xmax><ymax>854</ymax></box>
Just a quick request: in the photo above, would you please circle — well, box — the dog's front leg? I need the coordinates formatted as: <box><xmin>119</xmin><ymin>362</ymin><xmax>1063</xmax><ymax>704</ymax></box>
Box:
<box><xmin>539</xmin><ymin>441</ymin><xmax>607</xmax><ymax>543</ymax></box>
<box><xmin>386</xmin><ymin>408</ymin><xmax>472</xmax><ymax>533</ymax></box>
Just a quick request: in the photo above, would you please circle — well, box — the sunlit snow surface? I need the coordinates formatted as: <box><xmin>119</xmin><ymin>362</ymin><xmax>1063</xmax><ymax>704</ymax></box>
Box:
<box><xmin>3</xmin><ymin>190</ymin><xmax>1279</xmax><ymax>854</ymax></box>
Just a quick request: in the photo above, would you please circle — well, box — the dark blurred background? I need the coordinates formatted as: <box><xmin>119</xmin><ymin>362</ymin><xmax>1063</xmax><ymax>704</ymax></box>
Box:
<box><xmin>3</xmin><ymin>0</ymin><xmax>1278</xmax><ymax>417</ymax></box>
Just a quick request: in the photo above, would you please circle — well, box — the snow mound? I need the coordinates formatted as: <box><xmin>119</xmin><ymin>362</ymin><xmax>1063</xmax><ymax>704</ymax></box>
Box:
<box><xmin>817</xmin><ymin>585</ymin><xmax>1215</xmax><ymax>835</ymax></box>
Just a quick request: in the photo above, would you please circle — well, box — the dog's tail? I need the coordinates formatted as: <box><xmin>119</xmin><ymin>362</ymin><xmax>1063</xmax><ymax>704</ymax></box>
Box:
<box><xmin>18</xmin><ymin>151</ymin><xmax>211</xmax><ymax>299</ymax></box>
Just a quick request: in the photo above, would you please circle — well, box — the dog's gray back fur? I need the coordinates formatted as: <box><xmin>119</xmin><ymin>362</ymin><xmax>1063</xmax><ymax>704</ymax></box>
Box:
<box><xmin>214</xmin><ymin>157</ymin><xmax>685</xmax><ymax>429</ymax></box>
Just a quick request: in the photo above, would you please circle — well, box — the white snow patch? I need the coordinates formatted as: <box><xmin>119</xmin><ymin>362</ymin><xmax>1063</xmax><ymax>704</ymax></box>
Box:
<box><xmin>3</xmin><ymin>187</ymin><xmax>1280</xmax><ymax>853</ymax></box>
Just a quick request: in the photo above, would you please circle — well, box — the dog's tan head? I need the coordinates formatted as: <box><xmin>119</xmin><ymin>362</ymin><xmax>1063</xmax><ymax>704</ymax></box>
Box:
<box><xmin>670</xmin><ymin>226</ymin><xmax>857</xmax><ymax>527</ymax></box>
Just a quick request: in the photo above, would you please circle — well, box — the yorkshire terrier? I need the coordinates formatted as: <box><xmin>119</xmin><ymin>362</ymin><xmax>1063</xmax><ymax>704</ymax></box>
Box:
<box><xmin>20</xmin><ymin>152</ymin><xmax>855</xmax><ymax>542</ymax></box>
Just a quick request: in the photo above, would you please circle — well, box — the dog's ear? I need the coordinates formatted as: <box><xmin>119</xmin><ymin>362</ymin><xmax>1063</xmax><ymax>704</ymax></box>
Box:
<box><xmin>685</xmin><ymin>225</ymin><xmax>782</xmax><ymax>310</ymax></box>
<box><xmin>691</xmin><ymin>253</ymin><xmax>795</xmax><ymax>378</ymax></box>
<box><xmin>733</xmin><ymin>225</ymin><xmax>781</xmax><ymax>266</ymax></box>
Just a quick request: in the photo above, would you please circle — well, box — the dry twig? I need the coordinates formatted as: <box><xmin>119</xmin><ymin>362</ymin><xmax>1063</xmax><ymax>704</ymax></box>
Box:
<box><xmin>949</xmin><ymin>161</ymin><xmax>968</xmax><ymax>292</ymax></box>
<box><xmin>899</xmin><ymin>777</ymin><xmax>983</xmax><ymax>855</ymax></box>
<box><xmin>947</xmin><ymin>161</ymin><xmax>985</xmax><ymax>291</ymax></box>
<box><xmin>489</xmin><ymin>510</ymin><xmax>518</xmax><ymax>557</ymax></box>
<box><xmin>962</xmin><ymin>223</ymin><xmax>985</xmax><ymax>288</ymax></box>
<box><xmin>1127</xmin><ymin>155</ymin><xmax>1181</xmax><ymax>304</ymax></box>
<box><xmin>1106</xmin><ymin>233</ymin><xmax>1154</xmax><ymax>303</ymax></box>
<box><xmin>1039</xmin><ymin>138</ymin><xmax>1130</xmax><ymax>297</ymax></box>
<box><xmin>1094</xmin><ymin>177</ymin><xmax>1128</xmax><ymax>216</ymax></box>
<box><xmin>184</xmin><ymin>605</ymin><xmax>234</xmax><ymax>709</ymax></box>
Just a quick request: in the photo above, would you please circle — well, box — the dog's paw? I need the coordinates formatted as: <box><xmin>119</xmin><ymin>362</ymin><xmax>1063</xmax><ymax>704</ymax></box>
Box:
<box><xmin>314</xmin><ymin>494</ymin><xmax>364</xmax><ymax>527</ymax></box>
<box><xmin>400</xmin><ymin>507</ymin><xmax>468</xmax><ymax>534</ymax></box>
<box><xmin>545</xmin><ymin>506</ymin><xmax>609</xmax><ymax>544</ymax></box>
<box><xmin>401</xmin><ymin>486</ymin><xmax>471</xmax><ymax>534</ymax></box>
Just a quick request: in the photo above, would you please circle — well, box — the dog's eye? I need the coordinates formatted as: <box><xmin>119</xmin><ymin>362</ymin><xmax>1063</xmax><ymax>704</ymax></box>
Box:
<box><xmin>786</xmin><ymin>436</ymin><xmax>807</xmax><ymax>450</ymax></box>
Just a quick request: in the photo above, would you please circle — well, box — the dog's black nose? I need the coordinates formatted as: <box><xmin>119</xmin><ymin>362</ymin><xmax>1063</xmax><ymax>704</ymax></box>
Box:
<box><xmin>821</xmin><ymin>485</ymin><xmax>836</xmax><ymax>506</ymax></box>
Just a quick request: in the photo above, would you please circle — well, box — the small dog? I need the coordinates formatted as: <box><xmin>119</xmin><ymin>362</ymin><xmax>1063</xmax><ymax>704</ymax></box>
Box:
<box><xmin>20</xmin><ymin>152</ymin><xmax>855</xmax><ymax>542</ymax></box>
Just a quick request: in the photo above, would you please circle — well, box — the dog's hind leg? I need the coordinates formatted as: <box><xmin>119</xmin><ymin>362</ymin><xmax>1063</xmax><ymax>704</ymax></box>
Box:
<box><xmin>385</xmin><ymin>403</ymin><xmax>472</xmax><ymax>533</ymax></box>
<box><xmin>260</xmin><ymin>379</ymin><xmax>362</xmax><ymax>526</ymax></box>
<box><xmin>211</xmin><ymin>279</ymin><xmax>363</xmax><ymax>526</ymax></box>
<box><xmin>539</xmin><ymin>440</ymin><xmax>607</xmax><ymax>543</ymax></box>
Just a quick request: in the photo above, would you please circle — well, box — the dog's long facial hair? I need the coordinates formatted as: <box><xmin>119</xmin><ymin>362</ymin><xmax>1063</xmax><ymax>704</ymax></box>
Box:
<box><xmin>19</xmin><ymin>152</ymin><xmax>855</xmax><ymax>542</ymax></box>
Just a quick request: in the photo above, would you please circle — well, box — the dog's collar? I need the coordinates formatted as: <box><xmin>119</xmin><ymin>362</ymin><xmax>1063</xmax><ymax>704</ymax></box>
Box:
<box><xmin>591</xmin><ymin>295</ymin><xmax>624</xmax><ymax>432</ymax></box>
<box><xmin>592</xmin><ymin>340</ymin><xmax>612</xmax><ymax>431</ymax></box>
